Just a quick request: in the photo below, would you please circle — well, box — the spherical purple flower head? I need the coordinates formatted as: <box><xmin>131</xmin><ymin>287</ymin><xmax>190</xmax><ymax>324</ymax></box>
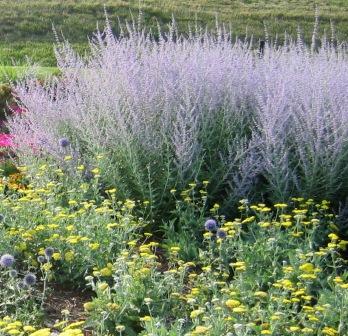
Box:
<box><xmin>0</xmin><ymin>254</ymin><xmax>15</xmax><ymax>268</ymax></box>
<box><xmin>37</xmin><ymin>256</ymin><xmax>46</xmax><ymax>264</ymax></box>
<box><xmin>216</xmin><ymin>229</ymin><xmax>227</xmax><ymax>239</ymax></box>
<box><xmin>44</xmin><ymin>247</ymin><xmax>54</xmax><ymax>259</ymax></box>
<box><xmin>59</xmin><ymin>138</ymin><xmax>70</xmax><ymax>148</ymax></box>
<box><xmin>9</xmin><ymin>269</ymin><xmax>18</xmax><ymax>278</ymax></box>
<box><xmin>204</xmin><ymin>219</ymin><xmax>217</xmax><ymax>231</ymax></box>
<box><xmin>23</xmin><ymin>273</ymin><xmax>37</xmax><ymax>286</ymax></box>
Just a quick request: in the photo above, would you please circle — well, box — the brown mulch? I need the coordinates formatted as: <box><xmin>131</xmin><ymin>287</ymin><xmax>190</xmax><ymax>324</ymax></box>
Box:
<box><xmin>43</xmin><ymin>284</ymin><xmax>93</xmax><ymax>326</ymax></box>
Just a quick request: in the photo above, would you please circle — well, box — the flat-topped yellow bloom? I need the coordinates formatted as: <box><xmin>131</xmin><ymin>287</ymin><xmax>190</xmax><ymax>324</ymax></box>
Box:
<box><xmin>274</xmin><ymin>203</ymin><xmax>288</xmax><ymax>208</ymax></box>
<box><xmin>225</xmin><ymin>299</ymin><xmax>241</xmax><ymax>308</ymax></box>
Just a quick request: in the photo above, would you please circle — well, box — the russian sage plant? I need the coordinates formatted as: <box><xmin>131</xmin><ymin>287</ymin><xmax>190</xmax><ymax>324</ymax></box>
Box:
<box><xmin>8</xmin><ymin>20</ymin><xmax>348</xmax><ymax>217</ymax></box>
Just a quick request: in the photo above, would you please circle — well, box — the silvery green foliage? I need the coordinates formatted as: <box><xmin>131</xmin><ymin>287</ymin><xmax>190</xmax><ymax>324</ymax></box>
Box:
<box><xmin>8</xmin><ymin>20</ymin><xmax>348</xmax><ymax>210</ymax></box>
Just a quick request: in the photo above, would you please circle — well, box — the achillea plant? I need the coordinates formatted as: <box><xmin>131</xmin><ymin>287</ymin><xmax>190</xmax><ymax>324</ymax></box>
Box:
<box><xmin>7</xmin><ymin>18</ymin><xmax>348</xmax><ymax>217</ymax></box>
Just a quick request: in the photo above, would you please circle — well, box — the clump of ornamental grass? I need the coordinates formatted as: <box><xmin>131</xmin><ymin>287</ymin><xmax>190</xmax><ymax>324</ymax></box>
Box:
<box><xmin>7</xmin><ymin>16</ymin><xmax>348</xmax><ymax>222</ymax></box>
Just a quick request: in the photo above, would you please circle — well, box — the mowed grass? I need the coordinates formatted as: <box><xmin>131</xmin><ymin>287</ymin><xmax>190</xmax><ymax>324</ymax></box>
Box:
<box><xmin>0</xmin><ymin>0</ymin><xmax>347</xmax><ymax>66</ymax></box>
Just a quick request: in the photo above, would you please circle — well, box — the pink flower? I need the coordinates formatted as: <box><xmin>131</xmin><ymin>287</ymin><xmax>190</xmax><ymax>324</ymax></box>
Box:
<box><xmin>0</xmin><ymin>134</ymin><xmax>14</xmax><ymax>147</ymax></box>
<box><xmin>8</xmin><ymin>104</ymin><xmax>26</xmax><ymax>115</ymax></box>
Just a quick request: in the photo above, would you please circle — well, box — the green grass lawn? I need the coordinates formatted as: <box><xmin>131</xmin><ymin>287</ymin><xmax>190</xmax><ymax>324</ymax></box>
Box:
<box><xmin>0</xmin><ymin>65</ymin><xmax>59</xmax><ymax>82</ymax></box>
<box><xmin>0</xmin><ymin>0</ymin><xmax>347</xmax><ymax>66</ymax></box>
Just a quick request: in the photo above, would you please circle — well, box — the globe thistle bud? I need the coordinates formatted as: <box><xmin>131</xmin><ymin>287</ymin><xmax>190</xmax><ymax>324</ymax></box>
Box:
<box><xmin>37</xmin><ymin>256</ymin><xmax>46</xmax><ymax>264</ymax></box>
<box><xmin>216</xmin><ymin>229</ymin><xmax>227</xmax><ymax>239</ymax></box>
<box><xmin>59</xmin><ymin>138</ymin><xmax>70</xmax><ymax>148</ymax></box>
<box><xmin>44</xmin><ymin>247</ymin><xmax>54</xmax><ymax>259</ymax></box>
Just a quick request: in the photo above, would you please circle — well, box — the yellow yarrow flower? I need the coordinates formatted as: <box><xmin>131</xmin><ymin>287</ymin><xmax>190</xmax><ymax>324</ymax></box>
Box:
<box><xmin>89</xmin><ymin>243</ymin><xmax>100</xmax><ymax>250</ymax></box>
<box><xmin>225</xmin><ymin>299</ymin><xmax>241</xmax><ymax>309</ymax></box>
<box><xmin>64</xmin><ymin>251</ymin><xmax>74</xmax><ymax>262</ymax></box>
<box><xmin>288</xmin><ymin>326</ymin><xmax>301</xmax><ymax>332</ymax></box>
<box><xmin>52</xmin><ymin>252</ymin><xmax>61</xmax><ymax>260</ymax></box>
<box><xmin>140</xmin><ymin>316</ymin><xmax>152</xmax><ymax>322</ymax></box>
<box><xmin>241</xmin><ymin>216</ymin><xmax>255</xmax><ymax>224</ymax></box>
<box><xmin>322</xmin><ymin>327</ymin><xmax>338</xmax><ymax>336</ymax></box>
<box><xmin>63</xmin><ymin>321</ymin><xmax>85</xmax><ymax>330</ymax></box>
<box><xmin>24</xmin><ymin>326</ymin><xmax>36</xmax><ymax>332</ymax></box>
<box><xmin>190</xmin><ymin>309</ymin><xmax>204</xmax><ymax>319</ymax></box>
<box><xmin>274</xmin><ymin>203</ymin><xmax>287</xmax><ymax>208</ymax></box>
<box><xmin>299</xmin><ymin>263</ymin><xmax>315</xmax><ymax>273</ymax></box>
<box><xmin>83</xmin><ymin>302</ymin><xmax>95</xmax><ymax>311</ymax></box>
<box><xmin>99</xmin><ymin>267</ymin><xmax>112</xmax><ymax>277</ymax></box>
<box><xmin>254</xmin><ymin>291</ymin><xmax>268</xmax><ymax>298</ymax></box>
<box><xmin>97</xmin><ymin>282</ymin><xmax>109</xmax><ymax>291</ymax></box>
<box><xmin>192</xmin><ymin>326</ymin><xmax>210</xmax><ymax>334</ymax></box>
<box><xmin>29</xmin><ymin>328</ymin><xmax>51</xmax><ymax>336</ymax></box>
<box><xmin>328</xmin><ymin>233</ymin><xmax>339</xmax><ymax>241</ymax></box>
<box><xmin>233</xmin><ymin>306</ymin><xmax>247</xmax><ymax>313</ymax></box>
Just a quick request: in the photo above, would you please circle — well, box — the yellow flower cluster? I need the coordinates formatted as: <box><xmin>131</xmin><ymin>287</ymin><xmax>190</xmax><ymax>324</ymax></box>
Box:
<box><xmin>0</xmin><ymin>168</ymin><xmax>347</xmax><ymax>336</ymax></box>
<box><xmin>0</xmin><ymin>317</ymin><xmax>84</xmax><ymax>336</ymax></box>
